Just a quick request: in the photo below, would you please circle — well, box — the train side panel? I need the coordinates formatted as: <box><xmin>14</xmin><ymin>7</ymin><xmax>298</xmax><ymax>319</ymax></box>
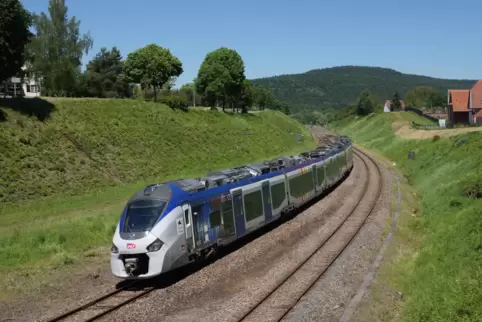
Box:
<box><xmin>270</xmin><ymin>173</ymin><xmax>289</xmax><ymax>217</ymax></box>
<box><xmin>181</xmin><ymin>145</ymin><xmax>353</xmax><ymax>253</ymax></box>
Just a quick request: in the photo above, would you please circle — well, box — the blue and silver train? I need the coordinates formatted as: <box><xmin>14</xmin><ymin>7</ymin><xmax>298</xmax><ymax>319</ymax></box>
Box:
<box><xmin>110</xmin><ymin>136</ymin><xmax>354</xmax><ymax>279</ymax></box>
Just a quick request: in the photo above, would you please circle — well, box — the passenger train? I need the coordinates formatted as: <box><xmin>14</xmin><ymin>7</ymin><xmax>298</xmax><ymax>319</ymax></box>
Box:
<box><xmin>110</xmin><ymin>135</ymin><xmax>354</xmax><ymax>279</ymax></box>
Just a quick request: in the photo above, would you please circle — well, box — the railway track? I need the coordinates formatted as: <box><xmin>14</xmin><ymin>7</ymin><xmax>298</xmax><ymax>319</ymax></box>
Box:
<box><xmin>235</xmin><ymin>147</ymin><xmax>383</xmax><ymax>322</ymax></box>
<box><xmin>44</xmin><ymin>281</ymin><xmax>154</xmax><ymax>322</ymax></box>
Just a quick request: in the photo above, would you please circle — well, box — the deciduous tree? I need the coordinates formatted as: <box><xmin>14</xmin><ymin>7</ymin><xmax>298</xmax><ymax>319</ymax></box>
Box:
<box><xmin>238</xmin><ymin>80</ymin><xmax>254</xmax><ymax>113</ymax></box>
<box><xmin>253</xmin><ymin>87</ymin><xmax>276</xmax><ymax>110</ymax></box>
<box><xmin>405</xmin><ymin>86</ymin><xmax>446</xmax><ymax>109</ymax></box>
<box><xmin>123</xmin><ymin>44</ymin><xmax>183</xmax><ymax>102</ymax></box>
<box><xmin>27</xmin><ymin>0</ymin><xmax>93</xmax><ymax>96</ymax></box>
<box><xmin>0</xmin><ymin>0</ymin><xmax>32</xmax><ymax>83</ymax></box>
<box><xmin>196</xmin><ymin>47</ymin><xmax>246</xmax><ymax>110</ymax></box>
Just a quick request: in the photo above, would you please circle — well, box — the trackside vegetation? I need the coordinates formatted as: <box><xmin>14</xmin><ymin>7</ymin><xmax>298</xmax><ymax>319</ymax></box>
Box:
<box><xmin>0</xmin><ymin>98</ymin><xmax>315</xmax><ymax>298</ymax></box>
<box><xmin>330</xmin><ymin>113</ymin><xmax>482</xmax><ymax>321</ymax></box>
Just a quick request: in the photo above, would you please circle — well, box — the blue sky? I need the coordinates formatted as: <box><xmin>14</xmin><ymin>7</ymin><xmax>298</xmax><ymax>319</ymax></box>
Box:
<box><xmin>21</xmin><ymin>0</ymin><xmax>481</xmax><ymax>87</ymax></box>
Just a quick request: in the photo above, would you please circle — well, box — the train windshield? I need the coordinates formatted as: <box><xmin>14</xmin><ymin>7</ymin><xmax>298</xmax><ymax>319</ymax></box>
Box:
<box><xmin>123</xmin><ymin>199</ymin><xmax>167</xmax><ymax>233</ymax></box>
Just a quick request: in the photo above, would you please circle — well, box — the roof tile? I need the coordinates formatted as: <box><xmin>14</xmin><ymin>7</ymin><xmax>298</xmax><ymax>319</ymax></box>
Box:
<box><xmin>449</xmin><ymin>90</ymin><xmax>470</xmax><ymax>112</ymax></box>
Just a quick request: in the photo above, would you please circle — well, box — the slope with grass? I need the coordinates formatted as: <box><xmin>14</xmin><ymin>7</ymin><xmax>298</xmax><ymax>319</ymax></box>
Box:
<box><xmin>0</xmin><ymin>98</ymin><xmax>314</xmax><ymax>204</ymax></box>
<box><xmin>330</xmin><ymin>113</ymin><xmax>482</xmax><ymax>321</ymax></box>
<box><xmin>0</xmin><ymin>98</ymin><xmax>315</xmax><ymax>298</ymax></box>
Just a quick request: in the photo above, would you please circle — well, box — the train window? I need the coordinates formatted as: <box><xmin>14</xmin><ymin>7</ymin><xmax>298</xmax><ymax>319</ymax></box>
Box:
<box><xmin>209</xmin><ymin>210</ymin><xmax>221</xmax><ymax>228</ymax></box>
<box><xmin>210</xmin><ymin>198</ymin><xmax>221</xmax><ymax>212</ymax></box>
<box><xmin>270</xmin><ymin>182</ymin><xmax>286</xmax><ymax>209</ymax></box>
<box><xmin>244</xmin><ymin>190</ymin><xmax>263</xmax><ymax>222</ymax></box>
<box><xmin>304</xmin><ymin>172</ymin><xmax>314</xmax><ymax>193</ymax></box>
<box><xmin>123</xmin><ymin>199</ymin><xmax>167</xmax><ymax>233</ymax></box>
<box><xmin>221</xmin><ymin>199</ymin><xmax>234</xmax><ymax>236</ymax></box>
<box><xmin>289</xmin><ymin>172</ymin><xmax>313</xmax><ymax>198</ymax></box>
<box><xmin>184</xmin><ymin>209</ymin><xmax>189</xmax><ymax>225</ymax></box>
<box><xmin>289</xmin><ymin>175</ymin><xmax>302</xmax><ymax>198</ymax></box>
<box><xmin>328</xmin><ymin>158</ymin><xmax>334</xmax><ymax>177</ymax></box>
<box><xmin>317</xmin><ymin>167</ymin><xmax>325</xmax><ymax>186</ymax></box>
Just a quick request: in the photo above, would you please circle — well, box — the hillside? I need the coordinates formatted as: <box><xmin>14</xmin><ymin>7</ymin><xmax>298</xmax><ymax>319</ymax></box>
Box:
<box><xmin>0</xmin><ymin>98</ymin><xmax>314</xmax><ymax>205</ymax></box>
<box><xmin>251</xmin><ymin>66</ymin><xmax>476</xmax><ymax>111</ymax></box>
<box><xmin>330</xmin><ymin>113</ymin><xmax>482</xmax><ymax>321</ymax></box>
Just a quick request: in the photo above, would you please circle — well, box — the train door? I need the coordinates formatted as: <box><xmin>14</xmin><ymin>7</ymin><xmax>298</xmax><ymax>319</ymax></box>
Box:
<box><xmin>180</xmin><ymin>203</ymin><xmax>196</xmax><ymax>251</ymax></box>
<box><xmin>232</xmin><ymin>189</ymin><xmax>246</xmax><ymax>237</ymax></box>
<box><xmin>191</xmin><ymin>204</ymin><xmax>204</xmax><ymax>247</ymax></box>
<box><xmin>312</xmin><ymin>164</ymin><xmax>318</xmax><ymax>194</ymax></box>
<box><xmin>261</xmin><ymin>181</ymin><xmax>273</xmax><ymax>221</ymax></box>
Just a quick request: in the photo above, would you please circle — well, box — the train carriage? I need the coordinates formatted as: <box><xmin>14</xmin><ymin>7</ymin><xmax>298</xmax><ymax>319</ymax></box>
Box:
<box><xmin>111</xmin><ymin>135</ymin><xmax>354</xmax><ymax>279</ymax></box>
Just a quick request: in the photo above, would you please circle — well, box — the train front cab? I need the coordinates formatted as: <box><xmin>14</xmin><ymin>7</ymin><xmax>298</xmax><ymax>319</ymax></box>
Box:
<box><xmin>111</xmin><ymin>203</ymin><xmax>189</xmax><ymax>279</ymax></box>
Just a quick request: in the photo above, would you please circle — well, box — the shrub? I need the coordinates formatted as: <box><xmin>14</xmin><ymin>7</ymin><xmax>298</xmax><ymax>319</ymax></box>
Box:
<box><xmin>158</xmin><ymin>94</ymin><xmax>189</xmax><ymax>110</ymax></box>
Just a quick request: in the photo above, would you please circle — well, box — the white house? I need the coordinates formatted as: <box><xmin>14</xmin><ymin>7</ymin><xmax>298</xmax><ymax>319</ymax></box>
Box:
<box><xmin>1</xmin><ymin>64</ymin><xmax>41</xmax><ymax>98</ymax></box>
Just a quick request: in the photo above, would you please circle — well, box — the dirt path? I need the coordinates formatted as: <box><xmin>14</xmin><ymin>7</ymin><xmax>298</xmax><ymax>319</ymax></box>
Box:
<box><xmin>392</xmin><ymin>116</ymin><xmax>482</xmax><ymax>140</ymax></box>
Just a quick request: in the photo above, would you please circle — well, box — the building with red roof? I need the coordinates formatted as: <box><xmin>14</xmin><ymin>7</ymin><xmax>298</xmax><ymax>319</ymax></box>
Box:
<box><xmin>448</xmin><ymin>80</ymin><xmax>482</xmax><ymax>125</ymax></box>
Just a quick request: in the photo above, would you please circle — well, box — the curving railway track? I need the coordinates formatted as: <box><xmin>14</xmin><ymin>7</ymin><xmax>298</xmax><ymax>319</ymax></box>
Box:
<box><xmin>233</xmin><ymin>148</ymin><xmax>383</xmax><ymax>322</ymax></box>
<box><xmin>44</xmin><ymin>147</ymin><xmax>382</xmax><ymax>322</ymax></box>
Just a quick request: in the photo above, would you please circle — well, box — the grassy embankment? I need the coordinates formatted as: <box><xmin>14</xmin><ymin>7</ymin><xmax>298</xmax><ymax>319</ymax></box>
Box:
<box><xmin>331</xmin><ymin>112</ymin><xmax>481</xmax><ymax>321</ymax></box>
<box><xmin>0</xmin><ymin>98</ymin><xmax>315</xmax><ymax>298</ymax></box>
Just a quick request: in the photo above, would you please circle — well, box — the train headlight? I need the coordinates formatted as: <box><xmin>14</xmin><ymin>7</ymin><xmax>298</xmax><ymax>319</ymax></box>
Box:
<box><xmin>146</xmin><ymin>238</ymin><xmax>163</xmax><ymax>252</ymax></box>
<box><xmin>111</xmin><ymin>244</ymin><xmax>119</xmax><ymax>254</ymax></box>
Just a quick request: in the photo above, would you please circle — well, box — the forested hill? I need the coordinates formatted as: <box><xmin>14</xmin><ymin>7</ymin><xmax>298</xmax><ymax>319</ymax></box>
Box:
<box><xmin>250</xmin><ymin>66</ymin><xmax>476</xmax><ymax>110</ymax></box>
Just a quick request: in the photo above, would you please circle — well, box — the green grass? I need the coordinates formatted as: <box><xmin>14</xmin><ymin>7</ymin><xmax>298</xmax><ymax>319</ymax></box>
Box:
<box><xmin>0</xmin><ymin>98</ymin><xmax>313</xmax><ymax>204</ymax></box>
<box><xmin>330</xmin><ymin>114</ymin><xmax>482</xmax><ymax>321</ymax></box>
<box><xmin>0</xmin><ymin>98</ymin><xmax>315</xmax><ymax>298</ymax></box>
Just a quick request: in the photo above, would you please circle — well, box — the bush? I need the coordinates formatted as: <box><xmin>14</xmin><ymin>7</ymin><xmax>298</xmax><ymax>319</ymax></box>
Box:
<box><xmin>158</xmin><ymin>94</ymin><xmax>189</xmax><ymax>110</ymax></box>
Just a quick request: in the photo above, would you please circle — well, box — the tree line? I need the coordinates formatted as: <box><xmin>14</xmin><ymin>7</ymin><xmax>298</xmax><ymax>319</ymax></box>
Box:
<box><xmin>0</xmin><ymin>0</ymin><xmax>290</xmax><ymax>114</ymax></box>
<box><xmin>251</xmin><ymin>65</ymin><xmax>472</xmax><ymax>120</ymax></box>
